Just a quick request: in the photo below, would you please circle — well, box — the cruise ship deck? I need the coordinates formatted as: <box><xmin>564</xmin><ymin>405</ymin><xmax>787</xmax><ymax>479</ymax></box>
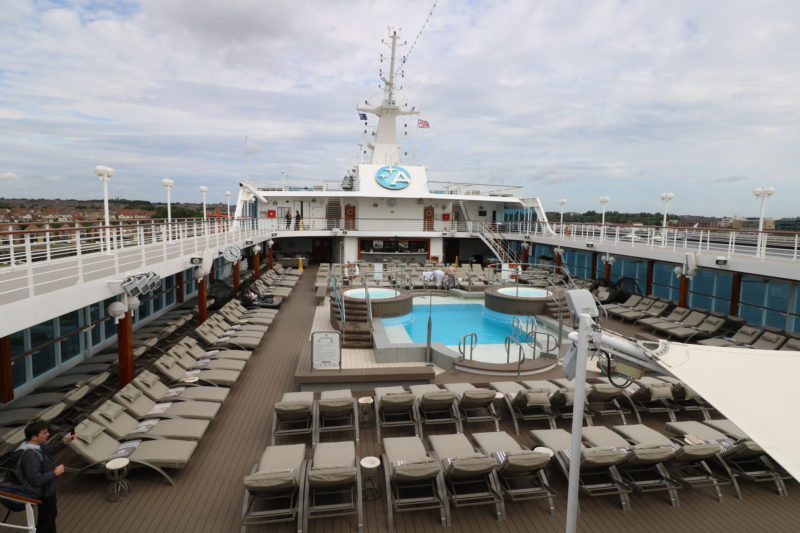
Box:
<box><xmin>7</xmin><ymin>265</ymin><xmax>796</xmax><ymax>533</ymax></box>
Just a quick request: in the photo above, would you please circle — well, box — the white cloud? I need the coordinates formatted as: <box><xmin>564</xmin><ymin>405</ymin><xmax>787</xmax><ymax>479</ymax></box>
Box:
<box><xmin>0</xmin><ymin>0</ymin><xmax>798</xmax><ymax>217</ymax></box>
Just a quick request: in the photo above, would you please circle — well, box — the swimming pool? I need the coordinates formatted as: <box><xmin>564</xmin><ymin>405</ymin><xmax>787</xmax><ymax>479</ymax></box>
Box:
<box><xmin>343</xmin><ymin>288</ymin><xmax>399</xmax><ymax>299</ymax></box>
<box><xmin>497</xmin><ymin>287</ymin><xmax>550</xmax><ymax>298</ymax></box>
<box><xmin>381</xmin><ymin>302</ymin><xmax>556</xmax><ymax>347</ymax></box>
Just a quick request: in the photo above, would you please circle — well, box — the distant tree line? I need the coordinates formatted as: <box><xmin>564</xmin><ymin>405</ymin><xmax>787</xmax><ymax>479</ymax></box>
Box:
<box><xmin>547</xmin><ymin>211</ymin><xmax>680</xmax><ymax>225</ymax></box>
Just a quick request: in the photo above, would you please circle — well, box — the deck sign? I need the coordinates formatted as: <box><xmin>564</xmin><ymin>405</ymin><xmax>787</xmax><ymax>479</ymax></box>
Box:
<box><xmin>375</xmin><ymin>166</ymin><xmax>411</xmax><ymax>190</ymax></box>
<box><xmin>312</xmin><ymin>331</ymin><xmax>342</xmax><ymax>370</ymax></box>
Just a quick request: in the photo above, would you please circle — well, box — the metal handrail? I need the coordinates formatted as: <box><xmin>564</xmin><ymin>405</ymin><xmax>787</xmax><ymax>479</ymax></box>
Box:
<box><xmin>505</xmin><ymin>335</ymin><xmax>527</xmax><ymax>377</ymax></box>
<box><xmin>458</xmin><ymin>332</ymin><xmax>478</xmax><ymax>360</ymax></box>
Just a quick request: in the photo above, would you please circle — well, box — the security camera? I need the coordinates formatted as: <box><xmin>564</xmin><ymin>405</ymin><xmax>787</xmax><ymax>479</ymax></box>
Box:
<box><xmin>190</xmin><ymin>257</ymin><xmax>202</xmax><ymax>265</ymax></box>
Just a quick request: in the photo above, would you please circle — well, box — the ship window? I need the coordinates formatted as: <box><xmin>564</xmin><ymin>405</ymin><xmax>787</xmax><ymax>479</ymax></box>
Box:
<box><xmin>59</xmin><ymin>310</ymin><xmax>82</xmax><ymax>361</ymax></box>
<box><xmin>165</xmin><ymin>275</ymin><xmax>176</xmax><ymax>306</ymax></box>
<box><xmin>152</xmin><ymin>281</ymin><xmax>164</xmax><ymax>313</ymax></box>
<box><xmin>10</xmin><ymin>331</ymin><xmax>26</xmax><ymax>388</ymax></box>
<box><xmin>30</xmin><ymin>319</ymin><xmax>56</xmax><ymax>377</ymax></box>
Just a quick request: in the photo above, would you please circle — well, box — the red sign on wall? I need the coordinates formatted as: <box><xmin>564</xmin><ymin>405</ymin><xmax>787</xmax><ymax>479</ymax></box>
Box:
<box><xmin>267</xmin><ymin>210</ymin><xmax>277</xmax><ymax>218</ymax></box>
<box><xmin>442</xmin><ymin>213</ymin><xmax>451</xmax><ymax>221</ymax></box>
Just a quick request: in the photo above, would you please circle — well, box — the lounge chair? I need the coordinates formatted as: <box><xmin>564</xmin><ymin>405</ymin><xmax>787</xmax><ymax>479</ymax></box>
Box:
<box><xmin>584</xmin><ymin>379</ymin><xmax>630</xmax><ymax>424</ymax></box>
<box><xmin>70</xmin><ymin>419</ymin><xmax>197</xmax><ymax>486</ymax></box>
<box><xmin>374</xmin><ymin>387</ymin><xmax>420</xmax><ymax>441</ymax></box>
<box><xmin>603</xmin><ymin>295</ymin><xmax>643</xmax><ymax>315</ymax></box>
<box><xmin>608</xmin><ymin>297</ymin><xmax>656</xmax><ymax>320</ymax></box>
<box><xmin>314</xmin><ymin>389</ymin><xmax>359</xmax><ymax>445</ymax></box>
<box><xmin>409</xmin><ymin>384</ymin><xmax>462</xmax><ymax>434</ymax></box>
<box><xmin>153</xmin><ymin>354</ymin><xmax>240</xmax><ymax>387</ymax></box>
<box><xmin>442</xmin><ymin>383</ymin><xmax>500</xmax><ymax>431</ymax></box>
<box><xmin>472</xmin><ymin>431</ymin><xmax>555</xmax><ymax>513</ymax></box>
<box><xmin>271</xmin><ymin>392</ymin><xmax>315</xmax><ymax>444</ymax></box>
<box><xmin>750</xmin><ymin>329</ymin><xmax>787</xmax><ymax>350</ymax></box>
<box><xmin>541</xmin><ymin>379</ymin><xmax>594</xmax><ymax>424</ymax></box>
<box><xmin>624</xmin><ymin>376</ymin><xmax>679</xmax><ymax>423</ymax></box>
<box><xmin>637</xmin><ymin>306</ymin><xmax>690</xmax><ymax>328</ymax></box>
<box><xmin>779</xmin><ymin>334</ymin><xmax>800</xmax><ymax>351</ymax></box>
<box><xmin>114</xmin><ymin>383</ymin><xmax>221</xmax><ymax>421</ymax></box>
<box><xmin>166</xmin><ymin>347</ymin><xmax>246</xmax><ymax>372</ymax></box>
<box><xmin>176</xmin><ymin>336</ymin><xmax>252</xmax><ymax>362</ymax></box>
<box><xmin>302</xmin><ymin>441</ymin><xmax>363</xmax><ymax>532</ymax></box>
<box><xmin>241</xmin><ymin>444</ymin><xmax>306</xmax><ymax>530</ymax></box>
<box><xmin>665</xmin><ymin>312</ymin><xmax>727</xmax><ymax>342</ymax></box>
<box><xmin>88</xmin><ymin>399</ymin><xmax>209</xmax><ymax>441</ymax></box>
<box><xmin>581</xmin><ymin>426</ymin><xmax>681</xmax><ymax>506</ymax></box>
<box><xmin>612</xmin><ymin>424</ymin><xmax>728</xmax><ymax>502</ymax></box>
<box><xmin>490</xmin><ymin>381</ymin><xmax>556</xmax><ymax>434</ymax></box>
<box><xmin>667</xmin><ymin>420</ymin><xmax>790</xmax><ymax>498</ymax></box>
<box><xmin>132</xmin><ymin>369</ymin><xmax>229</xmax><ymax>404</ymax></box>
<box><xmin>698</xmin><ymin>324</ymin><xmax>764</xmax><ymax>347</ymax></box>
<box><xmin>428</xmin><ymin>433</ymin><xmax>505</xmax><ymax>521</ymax></box>
<box><xmin>649</xmin><ymin>310</ymin><xmax>708</xmax><ymax>335</ymax></box>
<box><xmin>530</xmin><ymin>428</ymin><xmax>632</xmax><ymax>510</ymax></box>
<box><xmin>616</xmin><ymin>298</ymin><xmax>672</xmax><ymax>323</ymax></box>
<box><xmin>655</xmin><ymin>376</ymin><xmax>715</xmax><ymax>419</ymax></box>
<box><xmin>381</xmin><ymin>436</ymin><xmax>449</xmax><ymax>531</ymax></box>
<box><xmin>193</xmin><ymin>324</ymin><xmax>262</xmax><ymax>350</ymax></box>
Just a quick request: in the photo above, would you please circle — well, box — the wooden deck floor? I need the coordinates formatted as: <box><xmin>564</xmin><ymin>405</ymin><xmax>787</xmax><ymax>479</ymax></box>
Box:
<box><xmin>16</xmin><ymin>267</ymin><xmax>800</xmax><ymax>532</ymax></box>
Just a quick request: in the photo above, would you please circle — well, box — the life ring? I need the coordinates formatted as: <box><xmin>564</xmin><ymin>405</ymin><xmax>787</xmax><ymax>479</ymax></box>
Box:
<box><xmin>345</xmin><ymin>263</ymin><xmax>359</xmax><ymax>280</ymax></box>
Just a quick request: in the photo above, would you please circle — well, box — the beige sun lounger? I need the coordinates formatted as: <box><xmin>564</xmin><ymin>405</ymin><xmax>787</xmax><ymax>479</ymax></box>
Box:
<box><xmin>89</xmin><ymin>399</ymin><xmax>209</xmax><ymax>441</ymax></box>
<box><xmin>154</xmin><ymin>354</ymin><xmax>240</xmax><ymax>387</ymax></box>
<box><xmin>114</xmin><ymin>383</ymin><xmax>221</xmax><ymax>421</ymax></box>
<box><xmin>242</xmin><ymin>443</ymin><xmax>306</xmax><ymax>530</ymax></box>
<box><xmin>271</xmin><ymin>392</ymin><xmax>315</xmax><ymax>444</ymax></box>
<box><xmin>443</xmin><ymin>383</ymin><xmax>500</xmax><ymax>431</ymax></box>
<box><xmin>302</xmin><ymin>441</ymin><xmax>363</xmax><ymax>533</ymax></box>
<box><xmin>374</xmin><ymin>386</ymin><xmax>420</xmax><ymax>441</ymax></box>
<box><xmin>490</xmin><ymin>381</ymin><xmax>556</xmax><ymax>434</ymax></box>
<box><xmin>409</xmin><ymin>384</ymin><xmax>461</xmax><ymax>435</ymax></box>
<box><xmin>314</xmin><ymin>389</ymin><xmax>359</xmax><ymax>445</ymax></box>
<box><xmin>132</xmin><ymin>370</ymin><xmax>229</xmax><ymax>404</ymax></box>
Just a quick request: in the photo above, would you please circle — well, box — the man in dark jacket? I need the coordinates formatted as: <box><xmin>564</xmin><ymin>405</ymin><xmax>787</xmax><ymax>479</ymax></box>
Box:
<box><xmin>17</xmin><ymin>422</ymin><xmax>75</xmax><ymax>533</ymax></box>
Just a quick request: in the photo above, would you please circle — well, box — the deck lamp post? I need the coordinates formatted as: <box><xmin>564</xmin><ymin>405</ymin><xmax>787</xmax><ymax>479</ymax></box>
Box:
<box><xmin>660</xmin><ymin>192</ymin><xmax>674</xmax><ymax>243</ymax></box>
<box><xmin>199</xmin><ymin>185</ymin><xmax>208</xmax><ymax>221</ymax></box>
<box><xmin>224</xmin><ymin>190</ymin><xmax>232</xmax><ymax>218</ymax></box>
<box><xmin>161</xmin><ymin>179</ymin><xmax>174</xmax><ymax>225</ymax></box>
<box><xmin>599</xmin><ymin>196</ymin><xmax>610</xmax><ymax>239</ymax></box>
<box><xmin>752</xmin><ymin>186</ymin><xmax>775</xmax><ymax>258</ymax></box>
<box><xmin>94</xmin><ymin>165</ymin><xmax>114</xmax><ymax>250</ymax></box>
<box><xmin>558</xmin><ymin>199</ymin><xmax>567</xmax><ymax>235</ymax></box>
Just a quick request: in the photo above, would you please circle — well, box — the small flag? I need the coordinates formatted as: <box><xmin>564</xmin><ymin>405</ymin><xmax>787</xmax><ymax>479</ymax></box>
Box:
<box><xmin>358</xmin><ymin>113</ymin><xmax>368</xmax><ymax>121</ymax></box>
<box><xmin>417</xmin><ymin>119</ymin><xmax>430</xmax><ymax>128</ymax></box>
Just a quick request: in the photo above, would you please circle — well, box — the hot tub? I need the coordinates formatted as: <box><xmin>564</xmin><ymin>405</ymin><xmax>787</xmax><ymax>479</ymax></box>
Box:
<box><xmin>343</xmin><ymin>288</ymin><xmax>399</xmax><ymax>299</ymax></box>
<box><xmin>484</xmin><ymin>285</ymin><xmax>551</xmax><ymax>315</ymax></box>
<box><xmin>496</xmin><ymin>287</ymin><xmax>550</xmax><ymax>298</ymax></box>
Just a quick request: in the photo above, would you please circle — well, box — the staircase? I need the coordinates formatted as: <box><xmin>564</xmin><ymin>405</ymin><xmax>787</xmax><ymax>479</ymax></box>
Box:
<box><xmin>325</xmin><ymin>198</ymin><xmax>342</xmax><ymax>230</ymax></box>
<box><xmin>452</xmin><ymin>200</ymin><xmax>468</xmax><ymax>232</ymax></box>
<box><xmin>477</xmin><ymin>222</ymin><xmax>520</xmax><ymax>263</ymax></box>
<box><xmin>329</xmin><ymin>298</ymin><xmax>373</xmax><ymax>348</ymax></box>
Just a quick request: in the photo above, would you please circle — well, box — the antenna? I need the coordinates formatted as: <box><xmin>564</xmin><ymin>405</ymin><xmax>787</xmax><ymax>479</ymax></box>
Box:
<box><xmin>244</xmin><ymin>122</ymin><xmax>250</xmax><ymax>183</ymax></box>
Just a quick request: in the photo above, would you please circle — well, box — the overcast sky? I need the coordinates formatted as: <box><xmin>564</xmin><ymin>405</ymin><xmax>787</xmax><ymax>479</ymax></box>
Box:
<box><xmin>1</xmin><ymin>0</ymin><xmax>798</xmax><ymax>218</ymax></box>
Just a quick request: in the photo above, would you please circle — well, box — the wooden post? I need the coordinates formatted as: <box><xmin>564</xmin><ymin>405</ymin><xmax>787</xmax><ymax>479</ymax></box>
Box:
<box><xmin>267</xmin><ymin>246</ymin><xmax>273</xmax><ymax>270</ymax></box>
<box><xmin>730</xmin><ymin>272</ymin><xmax>743</xmax><ymax>316</ymax></box>
<box><xmin>252</xmin><ymin>249</ymin><xmax>260</xmax><ymax>278</ymax></box>
<box><xmin>646</xmin><ymin>260</ymin><xmax>655</xmax><ymax>296</ymax></box>
<box><xmin>233</xmin><ymin>260</ymin><xmax>240</xmax><ymax>294</ymax></box>
<box><xmin>555</xmin><ymin>249</ymin><xmax>562</xmax><ymax>275</ymax></box>
<box><xmin>603</xmin><ymin>260</ymin><xmax>612</xmax><ymax>280</ymax></box>
<box><xmin>521</xmin><ymin>245</ymin><xmax>530</xmax><ymax>268</ymax></box>
<box><xmin>678</xmin><ymin>274</ymin><xmax>689</xmax><ymax>308</ymax></box>
<box><xmin>590</xmin><ymin>251</ymin><xmax>598</xmax><ymax>280</ymax></box>
<box><xmin>198</xmin><ymin>276</ymin><xmax>208</xmax><ymax>324</ymax></box>
<box><xmin>176</xmin><ymin>271</ymin><xmax>185</xmax><ymax>303</ymax></box>
<box><xmin>117</xmin><ymin>311</ymin><xmax>134</xmax><ymax>388</ymax></box>
<box><xmin>0</xmin><ymin>337</ymin><xmax>14</xmax><ymax>402</ymax></box>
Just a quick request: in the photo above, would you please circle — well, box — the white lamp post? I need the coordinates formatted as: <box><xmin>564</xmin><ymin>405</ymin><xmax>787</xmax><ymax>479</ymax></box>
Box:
<box><xmin>199</xmin><ymin>185</ymin><xmax>208</xmax><ymax>221</ymax></box>
<box><xmin>558</xmin><ymin>199</ymin><xmax>567</xmax><ymax>235</ymax></box>
<box><xmin>660</xmin><ymin>192</ymin><xmax>674</xmax><ymax>243</ymax></box>
<box><xmin>599</xmin><ymin>196</ymin><xmax>610</xmax><ymax>238</ymax></box>
<box><xmin>94</xmin><ymin>165</ymin><xmax>114</xmax><ymax>250</ymax></box>
<box><xmin>162</xmin><ymin>179</ymin><xmax>174</xmax><ymax>225</ymax></box>
<box><xmin>224</xmin><ymin>190</ymin><xmax>232</xmax><ymax>218</ymax></box>
<box><xmin>752</xmin><ymin>186</ymin><xmax>775</xmax><ymax>257</ymax></box>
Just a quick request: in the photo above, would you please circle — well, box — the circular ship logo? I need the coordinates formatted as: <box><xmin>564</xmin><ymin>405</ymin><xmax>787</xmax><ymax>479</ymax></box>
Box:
<box><xmin>375</xmin><ymin>166</ymin><xmax>411</xmax><ymax>190</ymax></box>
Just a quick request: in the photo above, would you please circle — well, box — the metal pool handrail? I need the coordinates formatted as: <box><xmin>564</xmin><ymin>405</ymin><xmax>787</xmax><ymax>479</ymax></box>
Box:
<box><xmin>458</xmin><ymin>332</ymin><xmax>478</xmax><ymax>360</ymax></box>
<box><xmin>504</xmin><ymin>336</ymin><xmax>527</xmax><ymax>377</ymax></box>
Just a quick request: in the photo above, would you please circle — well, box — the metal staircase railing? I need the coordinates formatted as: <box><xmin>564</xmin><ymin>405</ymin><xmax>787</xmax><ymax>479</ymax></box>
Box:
<box><xmin>476</xmin><ymin>221</ymin><xmax>520</xmax><ymax>263</ymax></box>
<box><xmin>458</xmin><ymin>332</ymin><xmax>478</xmax><ymax>360</ymax></box>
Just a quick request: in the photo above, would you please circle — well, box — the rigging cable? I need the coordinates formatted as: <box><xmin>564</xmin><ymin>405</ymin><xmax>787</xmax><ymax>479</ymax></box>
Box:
<box><xmin>403</xmin><ymin>0</ymin><xmax>439</xmax><ymax>68</ymax></box>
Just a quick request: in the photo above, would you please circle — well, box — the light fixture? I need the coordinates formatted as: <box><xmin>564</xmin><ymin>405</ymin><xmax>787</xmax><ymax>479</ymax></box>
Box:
<box><xmin>245</xmin><ymin>240</ymin><xmax>253</xmax><ymax>245</ymax></box>
<box><xmin>252</xmin><ymin>244</ymin><xmax>262</xmax><ymax>253</ymax></box>
<box><xmin>586</xmin><ymin>243</ymin><xmax>594</xmax><ymax>248</ymax></box>
<box><xmin>107</xmin><ymin>301</ymin><xmax>126</xmax><ymax>323</ymax></box>
<box><xmin>267</xmin><ymin>239</ymin><xmax>274</xmax><ymax>248</ymax></box>
<box><xmin>193</xmin><ymin>267</ymin><xmax>206</xmax><ymax>280</ymax></box>
<box><xmin>127</xmin><ymin>295</ymin><xmax>141</xmax><ymax>311</ymax></box>
<box><xmin>715</xmin><ymin>257</ymin><xmax>728</xmax><ymax>266</ymax></box>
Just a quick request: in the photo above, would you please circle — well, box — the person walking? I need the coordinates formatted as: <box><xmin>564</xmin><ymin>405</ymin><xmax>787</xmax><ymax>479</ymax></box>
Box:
<box><xmin>16</xmin><ymin>422</ymin><xmax>75</xmax><ymax>533</ymax></box>
<box><xmin>294</xmin><ymin>210</ymin><xmax>301</xmax><ymax>231</ymax></box>
<box><xmin>285</xmin><ymin>211</ymin><xmax>292</xmax><ymax>230</ymax></box>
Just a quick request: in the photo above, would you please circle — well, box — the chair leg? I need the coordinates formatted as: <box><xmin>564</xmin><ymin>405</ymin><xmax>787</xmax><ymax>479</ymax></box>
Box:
<box><xmin>355</xmin><ymin>462</ymin><xmax>363</xmax><ymax>533</ymax></box>
<box><xmin>383</xmin><ymin>458</ymin><xmax>395</xmax><ymax>532</ymax></box>
<box><xmin>353</xmin><ymin>401</ymin><xmax>360</xmax><ymax>445</ymax></box>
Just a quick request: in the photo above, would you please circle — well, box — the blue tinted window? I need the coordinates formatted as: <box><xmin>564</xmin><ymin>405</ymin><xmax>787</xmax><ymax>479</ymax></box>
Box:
<box><xmin>59</xmin><ymin>310</ymin><xmax>82</xmax><ymax>361</ymax></box>
<box><xmin>10</xmin><ymin>331</ymin><xmax>26</xmax><ymax>388</ymax></box>
<box><xmin>30</xmin><ymin>320</ymin><xmax>56</xmax><ymax>377</ymax></box>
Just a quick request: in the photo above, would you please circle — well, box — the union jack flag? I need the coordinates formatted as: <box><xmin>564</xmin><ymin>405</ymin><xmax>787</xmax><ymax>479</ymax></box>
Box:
<box><xmin>358</xmin><ymin>113</ymin><xmax>367</xmax><ymax>121</ymax></box>
<box><xmin>417</xmin><ymin>119</ymin><xmax>430</xmax><ymax>128</ymax></box>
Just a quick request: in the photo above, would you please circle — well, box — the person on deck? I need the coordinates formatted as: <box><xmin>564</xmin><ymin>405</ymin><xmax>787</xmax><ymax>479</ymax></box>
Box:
<box><xmin>285</xmin><ymin>211</ymin><xmax>292</xmax><ymax>230</ymax></box>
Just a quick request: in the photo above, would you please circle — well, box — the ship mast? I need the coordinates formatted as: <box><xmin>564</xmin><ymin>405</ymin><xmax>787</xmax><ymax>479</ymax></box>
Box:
<box><xmin>357</xmin><ymin>30</ymin><xmax>419</xmax><ymax>166</ymax></box>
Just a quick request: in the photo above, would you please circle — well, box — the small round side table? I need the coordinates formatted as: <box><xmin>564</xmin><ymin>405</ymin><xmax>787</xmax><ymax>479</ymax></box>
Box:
<box><xmin>360</xmin><ymin>456</ymin><xmax>381</xmax><ymax>500</ymax></box>
<box><xmin>105</xmin><ymin>457</ymin><xmax>131</xmax><ymax>502</ymax></box>
<box><xmin>357</xmin><ymin>396</ymin><xmax>374</xmax><ymax>428</ymax></box>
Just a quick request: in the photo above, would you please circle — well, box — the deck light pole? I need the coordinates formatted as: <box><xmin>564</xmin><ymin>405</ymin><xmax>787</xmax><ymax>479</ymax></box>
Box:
<box><xmin>558</xmin><ymin>199</ymin><xmax>567</xmax><ymax>235</ymax></box>
<box><xmin>162</xmin><ymin>179</ymin><xmax>174</xmax><ymax>225</ymax></box>
<box><xmin>660</xmin><ymin>192</ymin><xmax>674</xmax><ymax>243</ymax></box>
<box><xmin>752</xmin><ymin>186</ymin><xmax>775</xmax><ymax>258</ymax></box>
<box><xmin>199</xmin><ymin>185</ymin><xmax>208</xmax><ymax>221</ymax></box>
<box><xmin>94</xmin><ymin>165</ymin><xmax>114</xmax><ymax>251</ymax></box>
<box><xmin>224</xmin><ymin>191</ymin><xmax>232</xmax><ymax>218</ymax></box>
<box><xmin>599</xmin><ymin>196</ymin><xmax>610</xmax><ymax>239</ymax></box>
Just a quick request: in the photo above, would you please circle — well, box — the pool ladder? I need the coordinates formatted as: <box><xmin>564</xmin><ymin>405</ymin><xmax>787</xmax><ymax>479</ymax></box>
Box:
<box><xmin>458</xmin><ymin>333</ymin><xmax>478</xmax><ymax>360</ymax></box>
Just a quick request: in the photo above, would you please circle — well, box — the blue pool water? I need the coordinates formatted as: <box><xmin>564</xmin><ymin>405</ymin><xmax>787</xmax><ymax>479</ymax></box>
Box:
<box><xmin>381</xmin><ymin>304</ymin><xmax>535</xmax><ymax>345</ymax></box>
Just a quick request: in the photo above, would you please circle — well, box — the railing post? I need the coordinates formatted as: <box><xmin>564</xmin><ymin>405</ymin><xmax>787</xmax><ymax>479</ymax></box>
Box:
<box><xmin>24</xmin><ymin>233</ymin><xmax>34</xmax><ymax>297</ymax></box>
<box><xmin>0</xmin><ymin>336</ymin><xmax>14</xmax><ymax>402</ymax></box>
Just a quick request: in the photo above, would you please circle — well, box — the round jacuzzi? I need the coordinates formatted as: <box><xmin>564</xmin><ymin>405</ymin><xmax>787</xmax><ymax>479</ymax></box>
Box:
<box><xmin>343</xmin><ymin>288</ymin><xmax>399</xmax><ymax>300</ymax></box>
<box><xmin>496</xmin><ymin>287</ymin><xmax>550</xmax><ymax>298</ymax></box>
<box><xmin>484</xmin><ymin>285</ymin><xmax>551</xmax><ymax>315</ymax></box>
